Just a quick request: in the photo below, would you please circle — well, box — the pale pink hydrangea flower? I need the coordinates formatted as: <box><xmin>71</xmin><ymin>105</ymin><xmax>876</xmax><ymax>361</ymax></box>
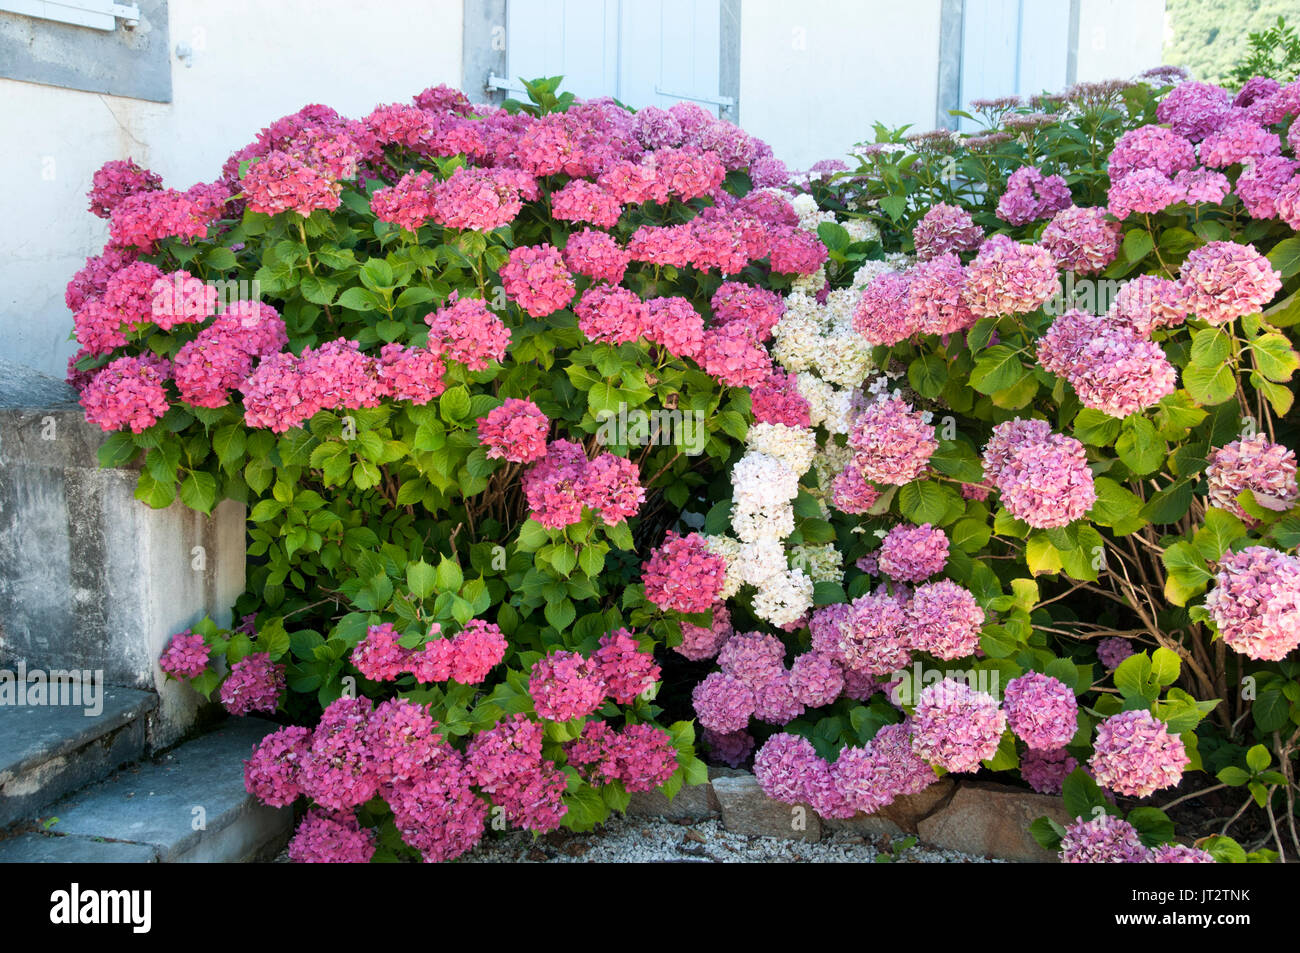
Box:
<box><xmin>1204</xmin><ymin>546</ymin><xmax>1300</xmax><ymax>662</ymax></box>
<box><xmin>878</xmin><ymin>523</ymin><xmax>949</xmax><ymax>582</ymax></box>
<box><xmin>910</xmin><ymin>679</ymin><xmax>1006</xmax><ymax>773</ymax></box>
<box><xmin>1003</xmin><ymin>672</ymin><xmax>1078</xmax><ymax>750</ymax></box>
<box><xmin>847</xmin><ymin>397</ymin><xmax>937</xmax><ymax>486</ymax></box>
<box><xmin>1090</xmin><ymin>709</ymin><xmax>1189</xmax><ymax>797</ymax></box>
<box><xmin>1059</xmin><ymin>814</ymin><xmax>1150</xmax><ymax>863</ymax></box>
<box><xmin>1205</xmin><ymin>434</ymin><xmax>1299</xmax><ymax>524</ymax></box>
<box><xmin>1179</xmin><ymin>241</ymin><xmax>1281</xmax><ymax>325</ymax></box>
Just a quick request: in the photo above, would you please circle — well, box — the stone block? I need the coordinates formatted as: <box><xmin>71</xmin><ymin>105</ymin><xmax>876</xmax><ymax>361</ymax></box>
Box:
<box><xmin>916</xmin><ymin>780</ymin><xmax>1071</xmax><ymax>862</ymax></box>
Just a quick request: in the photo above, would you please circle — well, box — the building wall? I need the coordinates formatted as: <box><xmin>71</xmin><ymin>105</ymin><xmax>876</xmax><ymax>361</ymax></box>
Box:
<box><xmin>737</xmin><ymin>0</ymin><xmax>945</xmax><ymax>170</ymax></box>
<box><xmin>1074</xmin><ymin>0</ymin><xmax>1166</xmax><ymax>82</ymax></box>
<box><xmin>0</xmin><ymin>0</ymin><xmax>464</xmax><ymax>378</ymax></box>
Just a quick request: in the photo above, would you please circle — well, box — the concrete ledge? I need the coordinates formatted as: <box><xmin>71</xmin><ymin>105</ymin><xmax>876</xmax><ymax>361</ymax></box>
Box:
<box><xmin>33</xmin><ymin>717</ymin><xmax>291</xmax><ymax>863</ymax></box>
<box><xmin>0</xmin><ymin>686</ymin><xmax>156</xmax><ymax>828</ymax></box>
<box><xmin>0</xmin><ymin>360</ymin><xmax>245</xmax><ymax>747</ymax></box>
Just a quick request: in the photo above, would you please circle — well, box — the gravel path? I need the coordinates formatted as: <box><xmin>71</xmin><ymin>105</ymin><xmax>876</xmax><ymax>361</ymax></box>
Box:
<box><xmin>461</xmin><ymin>815</ymin><xmax>1001</xmax><ymax>863</ymax></box>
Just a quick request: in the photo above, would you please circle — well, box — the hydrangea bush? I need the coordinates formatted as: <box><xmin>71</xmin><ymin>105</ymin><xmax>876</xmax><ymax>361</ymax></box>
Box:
<box><xmin>68</xmin><ymin>77</ymin><xmax>825</xmax><ymax>862</ymax></box>
<box><xmin>666</xmin><ymin>70</ymin><xmax>1300</xmax><ymax>863</ymax></box>
<box><xmin>70</xmin><ymin>69</ymin><xmax>1300</xmax><ymax>863</ymax></box>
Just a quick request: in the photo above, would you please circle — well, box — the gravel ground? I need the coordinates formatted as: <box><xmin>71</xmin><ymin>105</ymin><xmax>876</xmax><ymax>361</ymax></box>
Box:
<box><xmin>459</xmin><ymin>815</ymin><xmax>1001</xmax><ymax>863</ymax></box>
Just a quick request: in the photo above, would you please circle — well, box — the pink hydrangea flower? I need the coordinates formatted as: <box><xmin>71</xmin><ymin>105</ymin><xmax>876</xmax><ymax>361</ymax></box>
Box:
<box><xmin>753</xmin><ymin>732</ymin><xmax>822</xmax><ymax>803</ymax></box>
<box><xmin>789</xmin><ymin>651</ymin><xmax>845</xmax><ymax>707</ymax></box>
<box><xmin>1020</xmin><ymin>746</ymin><xmax>1077</xmax><ymax>794</ymax></box>
<box><xmin>377</xmin><ymin>344</ymin><xmax>446</xmax><ymax>405</ymax></box>
<box><xmin>563</xmin><ymin>228</ymin><xmax>631</xmax><ymax>284</ymax></box>
<box><xmin>88</xmin><ymin>159</ymin><xmax>162</xmax><ymax>218</ymax></box>
<box><xmin>477</xmin><ymin>398</ymin><xmax>549</xmax><ymax>463</ymax></box>
<box><xmin>830</xmin><ymin>463</ymin><xmax>881</xmax><ymax>514</ymax></box>
<box><xmin>1003</xmin><ymin>672</ymin><xmax>1079</xmax><ymax>750</ymax></box>
<box><xmin>499</xmin><ymin>244</ymin><xmax>576</xmax><ymax>317</ymax></box>
<box><xmin>703</xmin><ymin>728</ymin><xmax>754</xmax><ymax>767</ymax></box>
<box><xmin>751</xmin><ymin>369</ymin><xmax>812</xmax><ymax>427</ymax></box>
<box><xmin>642</xmin><ymin>530</ymin><xmax>729</xmax><ymax>612</ymax></box>
<box><xmin>1205</xmin><ymin>434</ymin><xmax>1299</xmax><ymax>524</ymax></box>
<box><xmin>522</xmin><ymin>439</ymin><xmax>588</xmax><ymax>529</ymax></box>
<box><xmin>1090</xmin><ymin>709</ymin><xmax>1189</xmax><ymax>797</ymax></box>
<box><xmin>1109</xmin><ymin>125</ymin><xmax>1197</xmax><ymax>180</ymax></box>
<box><xmin>593</xmin><ymin>628</ymin><xmax>660</xmax><ymax>704</ymax></box>
<box><xmin>575</xmin><ymin>452</ymin><xmax>644</xmax><ymax>524</ymax></box>
<box><xmin>1236</xmin><ymin>156</ymin><xmax>1299</xmax><ymax>219</ymax></box>
<box><xmin>424</xmin><ymin>296</ymin><xmax>511</xmax><ymax>370</ymax></box>
<box><xmin>848</xmin><ymin>397</ymin><xmax>937</xmax><ymax>485</ymax></box>
<box><xmin>983</xmin><ymin>422</ymin><xmax>1095</xmax><ymax>529</ymax></box>
<box><xmin>1156</xmin><ymin>81</ymin><xmax>1233</xmax><ymax>140</ymax></box>
<box><xmin>1097</xmin><ymin>637</ymin><xmax>1134</xmax><ymax>671</ymax></box>
<box><xmin>449</xmin><ymin>620</ymin><xmax>508</xmax><ymax>684</ymax></box>
<box><xmin>996</xmin><ymin>165</ymin><xmax>1072</xmax><ymax>225</ymax></box>
<box><xmin>963</xmin><ymin>235</ymin><xmax>1058</xmax><ymax>318</ymax></box>
<box><xmin>905</xmin><ymin>580</ymin><xmax>984</xmax><ymax>660</ymax></box>
<box><xmin>299</xmin><ymin>696</ymin><xmax>379</xmax><ymax>810</ymax></box>
<box><xmin>1041</xmin><ymin>206</ymin><xmax>1121</xmax><ymax>275</ymax></box>
<box><xmin>80</xmin><ymin>355</ymin><xmax>171</xmax><ymax>434</ymax></box>
<box><xmin>244</xmin><ymin>725</ymin><xmax>312</xmax><ymax>807</ymax></box>
<box><xmin>1204</xmin><ymin>546</ymin><xmax>1300</xmax><ymax>662</ymax></box>
<box><xmin>912</xmin><ymin>203</ymin><xmax>983</xmax><ymax>261</ymax></box>
<box><xmin>675</xmin><ymin>606</ymin><xmax>734</xmax><ymax>661</ymax></box>
<box><xmin>839</xmin><ymin>590</ymin><xmax>912</xmax><ymax>675</ymax></box>
<box><xmin>574</xmin><ymin>283</ymin><xmax>648</xmax><ymax>344</ymax></box>
<box><xmin>699</xmin><ymin>322</ymin><xmax>772</xmax><ymax>387</ymax></box>
<box><xmin>371</xmin><ymin>170</ymin><xmax>437</xmax><ymax>231</ymax></box>
<box><xmin>878</xmin><ymin>523</ymin><xmax>949</xmax><ymax>582</ymax></box>
<box><xmin>853</xmin><ymin>270</ymin><xmax>914</xmax><ymax>345</ymax></box>
<box><xmin>692</xmin><ymin>671</ymin><xmax>757</xmax><ymax>733</ymax></box>
<box><xmin>1107</xmin><ymin>168</ymin><xmax>1182</xmax><ymax>219</ymax></box>
<box><xmin>1179</xmin><ymin>241</ymin><xmax>1281</xmax><ymax>325</ymax></box>
<box><xmin>910</xmin><ymin>679</ymin><xmax>1007</xmax><ymax>773</ymax></box>
<box><xmin>1059</xmin><ymin>814</ymin><xmax>1150</xmax><ymax>863</ymax></box>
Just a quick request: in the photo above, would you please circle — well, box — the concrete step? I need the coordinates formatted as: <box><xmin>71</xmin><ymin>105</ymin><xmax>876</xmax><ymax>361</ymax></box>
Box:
<box><xmin>0</xmin><ymin>685</ymin><xmax>157</xmax><ymax>828</ymax></box>
<box><xmin>0</xmin><ymin>717</ymin><xmax>292</xmax><ymax>863</ymax></box>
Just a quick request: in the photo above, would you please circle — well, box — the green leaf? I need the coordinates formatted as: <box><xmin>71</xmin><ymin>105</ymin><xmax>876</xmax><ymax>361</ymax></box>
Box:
<box><xmin>908</xmin><ymin>354</ymin><xmax>947</xmax><ymax>399</ymax></box>
<box><xmin>1245</xmin><ymin>743</ymin><xmax>1271</xmax><ymax>773</ymax></box>
<box><xmin>897</xmin><ymin>480</ymin><xmax>950</xmax><ymax>525</ymax></box>
<box><xmin>1073</xmin><ymin>409</ymin><xmax>1122</xmax><ymax>447</ymax></box>
<box><xmin>406</xmin><ymin>560</ymin><xmax>437</xmax><ymax>599</ymax></box>
<box><xmin>435</xmin><ymin>556</ymin><xmax>464</xmax><ymax>593</ymax></box>
<box><xmin>97</xmin><ymin>431</ymin><xmax>138</xmax><ymax>468</ymax></box>
<box><xmin>1249</xmin><ymin>332</ymin><xmax>1300</xmax><ymax>382</ymax></box>
<box><xmin>1122</xmin><ymin>228</ymin><xmax>1153</xmax><ymax>263</ymax></box>
<box><xmin>179</xmin><ymin>471</ymin><xmax>218</xmax><ymax>514</ymax></box>
<box><xmin>1183</xmin><ymin>363</ymin><xmax>1236</xmax><ymax>405</ymax></box>
<box><xmin>969</xmin><ymin>345</ymin><xmax>1026</xmax><ymax>395</ymax></box>
<box><xmin>1266</xmin><ymin>235</ymin><xmax>1300</xmax><ymax>279</ymax></box>
<box><xmin>1116</xmin><ymin>417</ymin><xmax>1165</xmax><ymax>475</ymax></box>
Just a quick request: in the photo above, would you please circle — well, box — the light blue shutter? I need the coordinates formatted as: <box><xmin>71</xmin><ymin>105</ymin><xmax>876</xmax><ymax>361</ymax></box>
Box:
<box><xmin>958</xmin><ymin>0</ymin><xmax>1070</xmax><ymax>130</ymax></box>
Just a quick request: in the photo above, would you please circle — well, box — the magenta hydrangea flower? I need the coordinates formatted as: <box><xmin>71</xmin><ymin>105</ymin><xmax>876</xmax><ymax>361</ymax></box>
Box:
<box><xmin>1205</xmin><ymin>434</ymin><xmax>1299</xmax><ymax>524</ymax></box>
<box><xmin>1204</xmin><ymin>546</ymin><xmax>1300</xmax><ymax>662</ymax></box>
<box><xmin>692</xmin><ymin>671</ymin><xmax>757</xmax><ymax>734</ymax></box>
<box><xmin>385</xmin><ymin>744</ymin><xmax>487</xmax><ymax>862</ymax></box>
<box><xmin>910</xmin><ymin>679</ymin><xmax>1007</xmax><ymax>773</ymax></box>
<box><xmin>1107</xmin><ymin>168</ymin><xmax>1182</xmax><ymax>219</ymax></box>
<box><xmin>848</xmin><ymin>397</ymin><xmax>937</xmax><ymax>485</ymax></box>
<box><xmin>712</xmin><ymin>282</ymin><xmax>785</xmax><ymax>341</ymax></box>
<box><xmin>839</xmin><ymin>590</ymin><xmax>912</xmax><ymax>675</ymax></box>
<box><xmin>912</xmin><ymin>203</ymin><xmax>983</xmax><ymax>261</ymax></box>
<box><xmin>288</xmin><ymin>809</ymin><xmax>376</xmax><ymax>863</ymax></box>
<box><xmin>1059</xmin><ymin>814</ymin><xmax>1151</xmax><ymax>863</ymax></box>
<box><xmin>80</xmin><ymin>355</ymin><xmax>171</xmax><ymax>434</ymax></box>
<box><xmin>830</xmin><ymin>463</ymin><xmax>881</xmax><ymax>515</ymax></box>
<box><xmin>1097</xmin><ymin>637</ymin><xmax>1134</xmax><ymax>671</ymax></box>
<box><xmin>365</xmin><ymin>697</ymin><xmax>441</xmax><ymax>783</ymax></box>
<box><xmin>219</xmin><ymin>653</ymin><xmax>285</xmax><ymax>716</ymax></box>
<box><xmin>562</xmin><ymin>227</ymin><xmax>631</xmax><ymax>284</ymax></box>
<box><xmin>159</xmin><ymin>629</ymin><xmax>211</xmax><ymax>679</ymax></box>
<box><xmin>529</xmin><ymin>650</ymin><xmax>606</xmax><ymax>722</ymax></box>
<box><xmin>1019</xmin><ymin>746</ymin><xmax>1077</xmax><ymax>794</ymax></box>
<box><xmin>574</xmin><ymin>283</ymin><xmax>648</xmax><ymax>345</ymax></box>
<box><xmin>477</xmin><ymin>398</ymin><xmax>549</xmax><ymax>464</ymax></box>
<box><xmin>351</xmin><ymin>622</ymin><xmax>413</xmax><ymax>681</ymax></box>
<box><xmin>1109</xmin><ymin>125</ymin><xmax>1197</xmax><ymax>180</ymax></box>
<box><xmin>1003</xmin><ymin>672</ymin><xmax>1079</xmax><ymax>750</ymax></box>
<box><xmin>642</xmin><ymin>531</ymin><xmax>728</xmax><ymax>614</ymax></box>
<box><xmin>1090</xmin><ymin>709</ymin><xmax>1189</xmax><ymax>797</ymax></box>
<box><xmin>996</xmin><ymin>165</ymin><xmax>1072</xmax><ymax>225</ymax></box>
<box><xmin>1040</xmin><ymin>205</ymin><xmax>1121</xmax><ymax>275</ymax></box>
<box><xmin>593</xmin><ymin>628</ymin><xmax>660</xmax><ymax>704</ymax></box>
<box><xmin>751</xmin><ymin>369</ymin><xmax>812</xmax><ymax>427</ymax></box>
<box><xmin>1199</xmin><ymin>117</ymin><xmax>1279</xmax><ymax>167</ymax></box>
<box><xmin>878</xmin><ymin>523</ymin><xmax>949</xmax><ymax>582</ymax></box>
<box><xmin>499</xmin><ymin>243</ymin><xmax>576</xmax><ymax>317</ymax></box>
<box><xmin>465</xmin><ymin>714</ymin><xmax>567</xmax><ymax>832</ymax></box>
<box><xmin>905</xmin><ymin>580</ymin><xmax>984</xmax><ymax>660</ymax></box>
<box><xmin>1156</xmin><ymin>81</ymin><xmax>1233</xmax><ymax>140</ymax></box>
<box><xmin>853</xmin><ymin>270</ymin><xmax>914</xmax><ymax>345</ymax></box>
<box><xmin>522</xmin><ymin>439</ymin><xmax>588</xmax><ymax>529</ymax></box>
<box><xmin>1179</xmin><ymin>241</ymin><xmax>1281</xmax><ymax>325</ymax></box>
<box><xmin>448</xmin><ymin>619</ymin><xmax>508</xmax><ymax>684</ymax></box>
<box><xmin>831</xmin><ymin>721</ymin><xmax>936</xmax><ymax>815</ymax></box>
<box><xmin>423</xmin><ymin>296</ymin><xmax>511</xmax><ymax>370</ymax></box>
<box><xmin>1174</xmin><ymin>166</ymin><xmax>1231</xmax><ymax>205</ymax></box>
<box><xmin>1236</xmin><ymin>155</ymin><xmax>1299</xmax><ymax>219</ymax></box>
<box><xmin>299</xmin><ymin>696</ymin><xmax>379</xmax><ymax>810</ymax></box>
<box><xmin>244</xmin><ymin>724</ymin><xmax>312</xmax><ymax>807</ymax></box>
<box><xmin>88</xmin><ymin>158</ymin><xmax>162</xmax><ymax>218</ymax></box>
<box><xmin>963</xmin><ymin>235</ymin><xmax>1058</xmax><ymax>318</ymax></box>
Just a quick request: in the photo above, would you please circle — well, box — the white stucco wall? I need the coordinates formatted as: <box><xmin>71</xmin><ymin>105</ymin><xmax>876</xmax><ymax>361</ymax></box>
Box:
<box><xmin>738</xmin><ymin>0</ymin><xmax>944</xmax><ymax>171</ymax></box>
<box><xmin>1</xmin><ymin>0</ymin><xmax>464</xmax><ymax>379</ymax></box>
<box><xmin>1074</xmin><ymin>0</ymin><xmax>1166</xmax><ymax>82</ymax></box>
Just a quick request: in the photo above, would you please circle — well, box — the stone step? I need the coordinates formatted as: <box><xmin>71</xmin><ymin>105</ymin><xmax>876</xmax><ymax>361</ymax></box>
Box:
<box><xmin>0</xmin><ymin>685</ymin><xmax>157</xmax><ymax>828</ymax></box>
<box><xmin>0</xmin><ymin>717</ymin><xmax>292</xmax><ymax>863</ymax></box>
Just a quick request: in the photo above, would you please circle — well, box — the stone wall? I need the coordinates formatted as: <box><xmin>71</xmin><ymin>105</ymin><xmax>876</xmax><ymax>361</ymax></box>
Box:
<box><xmin>0</xmin><ymin>360</ymin><xmax>245</xmax><ymax>746</ymax></box>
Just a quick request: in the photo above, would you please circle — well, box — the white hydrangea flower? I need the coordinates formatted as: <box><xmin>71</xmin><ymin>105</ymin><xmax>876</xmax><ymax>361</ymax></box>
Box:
<box><xmin>736</xmin><ymin>537</ymin><xmax>787</xmax><ymax>586</ymax></box>
<box><xmin>752</xmin><ymin>567</ymin><xmax>815</xmax><ymax>627</ymax></box>
<box><xmin>850</xmin><ymin>259</ymin><xmax>897</xmax><ymax>290</ymax></box>
<box><xmin>796</xmin><ymin>372</ymin><xmax>834</xmax><ymax>428</ymax></box>
<box><xmin>732</xmin><ymin>451</ymin><xmax>800</xmax><ymax>506</ymax></box>
<box><xmin>790</xmin><ymin>266</ymin><xmax>827</xmax><ymax>295</ymax></box>
<box><xmin>843</xmin><ymin>218</ymin><xmax>880</xmax><ymax>244</ymax></box>
<box><xmin>746</xmin><ymin>423</ymin><xmax>817</xmax><ymax>477</ymax></box>
<box><xmin>731</xmin><ymin>498</ymin><xmax>796</xmax><ymax>543</ymax></box>
<box><xmin>815</xmin><ymin>333</ymin><xmax>873</xmax><ymax>388</ymax></box>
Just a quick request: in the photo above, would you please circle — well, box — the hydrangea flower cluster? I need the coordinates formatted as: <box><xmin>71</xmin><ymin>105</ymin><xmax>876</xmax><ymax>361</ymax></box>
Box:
<box><xmin>1059</xmin><ymin>814</ymin><xmax>1151</xmax><ymax>863</ymax></box>
<box><xmin>350</xmin><ymin>621</ymin><xmax>507</xmax><ymax>684</ymax></box>
<box><xmin>876</xmin><ymin>523</ymin><xmax>949</xmax><ymax>582</ymax></box>
<box><xmin>1003</xmin><ymin>672</ymin><xmax>1078</xmax><ymax>750</ymax></box>
<box><xmin>1204</xmin><ymin>434</ymin><xmax>1299</xmax><ymax>524</ymax></box>
<box><xmin>909</xmin><ymin>679</ymin><xmax>1007</xmax><ymax>773</ymax></box>
<box><xmin>1036</xmin><ymin>308</ymin><xmax>1177</xmax><ymax>417</ymax></box>
<box><xmin>996</xmin><ymin>165</ymin><xmax>1072</xmax><ymax>225</ymax></box>
<box><xmin>1204</xmin><ymin>546</ymin><xmax>1300</xmax><ymax>662</ymax></box>
<box><xmin>522</xmin><ymin>439</ymin><xmax>644</xmax><ymax>528</ymax></box>
<box><xmin>218</xmin><ymin>652</ymin><xmax>285</xmax><ymax>715</ymax></box>
<box><xmin>982</xmin><ymin>418</ymin><xmax>1096</xmax><ymax>528</ymax></box>
<box><xmin>158</xmin><ymin>629</ymin><xmax>211</xmax><ymax>679</ymax></box>
<box><xmin>1089</xmin><ymin>709</ymin><xmax>1189</xmax><ymax>797</ymax></box>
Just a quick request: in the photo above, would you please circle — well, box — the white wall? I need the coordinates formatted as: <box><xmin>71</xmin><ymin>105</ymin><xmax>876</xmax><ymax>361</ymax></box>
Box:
<box><xmin>0</xmin><ymin>0</ymin><xmax>464</xmax><ymax>378</ymax></box>
<box><xmin>738</xmin><ymin>0</ymin><xmax>944</xmax><ymax>171</ymax></box>
<box><xmin>1074</xmin><ymin>0</ymin><xmax>1166</xmax><ymax>82</ymax></box>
